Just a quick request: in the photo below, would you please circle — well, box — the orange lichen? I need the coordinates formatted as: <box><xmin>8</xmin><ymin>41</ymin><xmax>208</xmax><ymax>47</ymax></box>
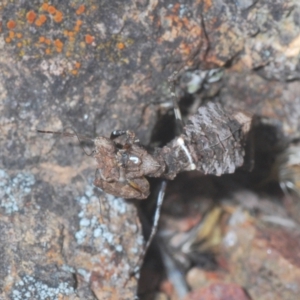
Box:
<box><xmin>5</xmin><ymin>37</ymin><xmax>11</xmax><ymax>43</ymax></box>
<box><xmin>76</xmin><ymin>19</ymin><xmax>83</xmax><ymax>26</ymax></box>
<box><xmin>16</xmin><ymin>33</ymin><xmax>22</xmax><ymax>38</ymax></box>
<box><xmin>47</xmin><ymin>5</ymin><xmax>56</xmax><ymax>14</ymax></box>
<box><xmin>45</xmin><ymin>48</ymin><xmax>51</xmax><ymax>55</ymax></box>
<box><xmin>35</xmin><ymin>15</ymin><xmax>47</xmax><ymax>26</ymax></box>
<box><xmin>68</xmin><ymin>31</ymin><xmax>75</xmax><ymax>37</ymax></box>
<box><xmin>7</xmin><ymin>20</ymin><xmax>16</xmax><ymax>29</ymax></box>
<box><xmin>17</xmin><ymin>42</ymin><xmax>22</xmax><ymax>48</ymax></box>
<box><xmin>76</xmin><ymin>5</ymin><xmax>85</xmax><ymax>15</ymax></box>
<box><xmin>41</xmin><ymin>3</ymin><xmax>49</xmax><ymax>11</ymax></box>
<box><xmin>54</xmin><ymin>39</ymin><xmax>63</xmax><ymax>48</ymax></box>
<box><xmin>74</xmin><ymin>19</ymin><xmax>83</xmax><ymax>32</ymax></box>
<box><xmin>69</xmin><ymin>36</ymin><xmax>75</xmax><ymax>42</ymax></box>
<box><xmin>85</xmin><ymin>34</ymin><xmax>94</xmax><ymax>44</ymax></box>
<box><xmin>54</xmin><ymin>39</ymin><xmax>63</xmax><ymax>52</ymax></box>
<box><xmin>9</xmin><ymin>31</ymin><xmax>15</xmax><ymax>39</ymax></box>
<box><xmin>26</xmin><ymin>10</ymin><xmax>37</xmax><ymax>24</ymax></box>
<box><xmin>75</xmin><ymin>62</ymin><xmax>81</xmax><ymax>69</ymax></box>
<box><xmin>54</xmin><ymin>10</ymin><xmax>63</xmax><ymax>23</ymax></box>
<box><xmin>63</xmin><ymin>30</ymin><xmax>69</xmax><ymax>36</ymax></box>
<box><xmin>45</xmin><ymin>38</ymin><xmax>51</xmax><ymax>45</ymax></box>
<box><xmin>117</xmin><ymin>42</ymin><xmax>125</xmax><ymax>50</ymax></box>
<box><xmin>71</xmin><ymin>69</ymin><xmax>78</xmax><ymax>75</ymax></box>
<box><xmin>35</xmin><ymin>20</ymin><xmax>42</xmax><ymax>26</ymax></box>
<box><xmin>39</xmin><ymin>36</ymin><xmax>45</xmax><ymax>43</ymax></box>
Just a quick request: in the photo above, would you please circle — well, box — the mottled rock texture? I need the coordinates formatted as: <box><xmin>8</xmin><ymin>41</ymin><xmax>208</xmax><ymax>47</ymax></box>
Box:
<box><xmin>1</xmin><ymin>0</ymin><xmax>300</xmax><ymax>299</ymax></box>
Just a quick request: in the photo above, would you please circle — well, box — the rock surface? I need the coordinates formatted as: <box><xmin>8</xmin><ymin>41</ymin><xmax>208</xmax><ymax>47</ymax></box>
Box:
<box><xmin>1</xmin><ymin>0</ymin><xmax>300</xmax><ymax>299</ymax></box>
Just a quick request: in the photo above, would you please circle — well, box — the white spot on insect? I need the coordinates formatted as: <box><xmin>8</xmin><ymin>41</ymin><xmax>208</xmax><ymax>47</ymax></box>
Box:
<box><xmin>206</xmin><ymin>68</ymin><xmax>224</xmax><ymax>83</ymax></box>
<box><xmin>176</xmin><ymin>137</ymin><xmax>195</xmax><ymax>170</ymax></box>
<box><xmin>190</xmin><ymin>163</ymin><xmax>196</xmax><ymax>170</ymax></box>
<box><xmin>177</xmin><ymin>137</ymin><xmax>184</xmax><ymax>146</ymax></box>
<box><xmin>181</xmin><ymin>68</ymin><xmax>223</xmax><ymax>94</ymax></box>
<box><xmin>174</xmin><ymin>107</ymin><xmax>182</xmax><ymax>121</ymax></box>
<box><xmin>129</xmin><ymin>155</ymin><xmax>140</xmax><ymax>164</ymax></box>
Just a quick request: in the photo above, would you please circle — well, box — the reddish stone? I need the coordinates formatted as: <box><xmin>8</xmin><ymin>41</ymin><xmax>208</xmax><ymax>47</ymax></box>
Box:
<box><xmin>185</xmin><ymin>283</ymin><xmax>251</xmax><ymax>300</ymax></box>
